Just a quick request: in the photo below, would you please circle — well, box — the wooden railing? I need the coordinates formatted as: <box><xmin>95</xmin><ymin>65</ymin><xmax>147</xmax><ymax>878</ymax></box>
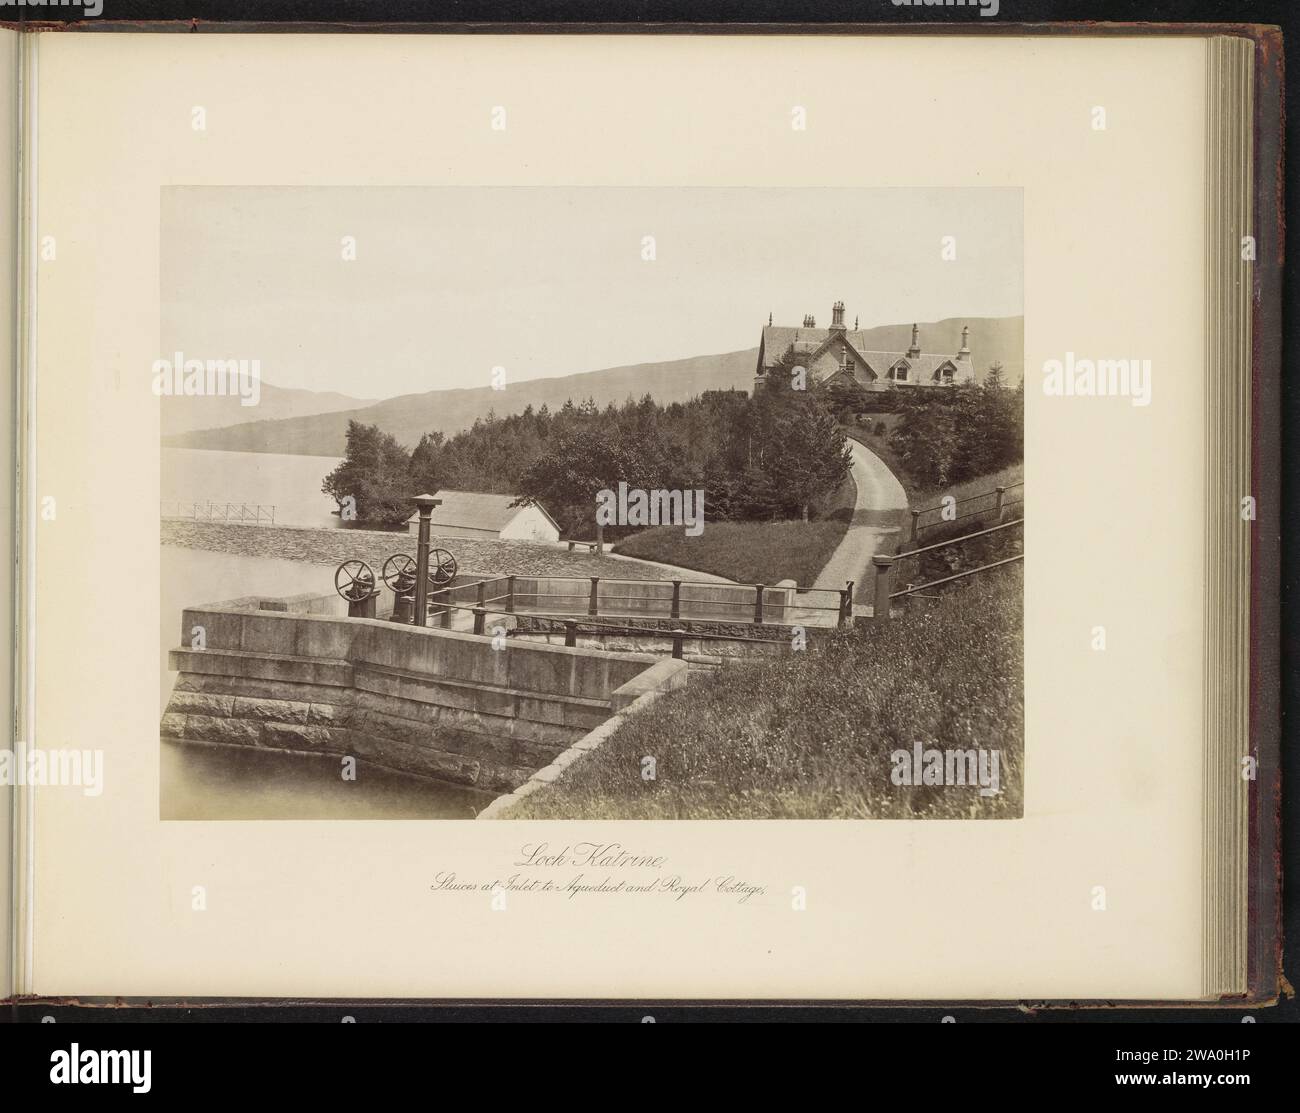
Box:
<box><xmin>908</xmin><ymin>480</ymin><xmax>1023</xmax><ymax>542</ymax></box>
<box><xmin>869</xmin><ymin>516</ymin><xmax>1024</xmax><ymax>619</ymax></box>
<box><xmin>390</xmin><ymin>571</ymin><xmax>856</xmax><ymax>642</ymax></box>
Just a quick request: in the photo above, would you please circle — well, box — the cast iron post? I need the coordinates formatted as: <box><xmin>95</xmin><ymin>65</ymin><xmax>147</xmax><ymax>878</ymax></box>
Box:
<box><xmin>411</xmin><ymin>493</ymin><xmax>443</xmax><ymax>628</ymax></box>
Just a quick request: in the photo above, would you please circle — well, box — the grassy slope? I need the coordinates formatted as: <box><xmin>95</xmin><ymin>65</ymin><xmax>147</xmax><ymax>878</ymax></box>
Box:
<box><xmin>913</xmin><ymin>462</ymin><xmax>1024</xmax><ymax>520</ymax></box>
<box><xmin>502</xmin><ymin>566</ymin><xmax>1023</xmax><ymax>820</ymax></box>
<box><xmin>610</xmin><ymin>519</ymin><xmax>849</xmax><ymax>589</ymax></box>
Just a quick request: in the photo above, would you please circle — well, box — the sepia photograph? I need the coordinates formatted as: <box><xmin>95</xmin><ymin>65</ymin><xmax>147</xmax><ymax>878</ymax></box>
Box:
<box><xmin>4</xmin><ymin>14</ymin><xmax>1284</xmax><ymax>1037</ymax></box>
<box><xmin>157</xmin><ymin>185</ymin><xmax>1025</xmax><ymax>820</ymax></box>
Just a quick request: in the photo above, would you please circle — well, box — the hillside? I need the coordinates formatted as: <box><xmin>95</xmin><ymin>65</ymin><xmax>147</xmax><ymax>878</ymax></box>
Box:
<box><xmin>161</xmin><ymin>380</ymin><xmax>375</xmax><ymax>438</ymax></box>
<box><xmin>164</xmin><ymin>316</ymin><xmax>1023</xmax><ymax>456</ymax></box>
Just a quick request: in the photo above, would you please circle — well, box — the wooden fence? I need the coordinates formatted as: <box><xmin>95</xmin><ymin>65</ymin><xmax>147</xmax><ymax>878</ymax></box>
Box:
<box><xmin>871</xmin><ymin>516</ymin><xmax>1024</xmax><ymax>620</ymax></box>
<box><xmin>908</xmin><ymin>480</ymin><xmax>1023</xmax><ymax>542</ymax></box>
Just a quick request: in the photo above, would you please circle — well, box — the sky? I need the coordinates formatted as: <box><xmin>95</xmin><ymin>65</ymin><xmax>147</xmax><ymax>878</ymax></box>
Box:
<box><xmin>162</xmin><ymin>186</ymin><xmax>1023</xmax><ymax>399</ymax></box>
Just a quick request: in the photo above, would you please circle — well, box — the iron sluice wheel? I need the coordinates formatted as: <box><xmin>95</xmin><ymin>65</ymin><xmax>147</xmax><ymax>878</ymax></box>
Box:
<box><xmin>381</xmin><ymin>552</ymin><xmax>418</xmax><ymax>594</ymax></box>
<box><xmin>334</xmin><ymin>559</ymin><xmax>377</xmax><ymax>603</ymax></box>
<box><xmin>428</xmin><ymin>548</ymin><xmax>458</xmax><ymax>587</ymax></box>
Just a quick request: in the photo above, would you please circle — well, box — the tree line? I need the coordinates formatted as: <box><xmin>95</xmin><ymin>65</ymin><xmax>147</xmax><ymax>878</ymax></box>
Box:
<box><xmin>885</xmin><ymin>365</ymin><xmax>1024</xmax><ymax>490</ymax></box>
<box><xmin>322</xmin><ymin>361</ymin><xmax>852</xmax><ymax>534</ymax></box>
<box><xmin>321</xmin><ymin>354</ymin><xmax>1021</xmax><ymax>534</ymax></box>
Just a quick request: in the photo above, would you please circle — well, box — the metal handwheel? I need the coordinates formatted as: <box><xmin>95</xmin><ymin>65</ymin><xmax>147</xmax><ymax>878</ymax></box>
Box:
<box><xmin>334</xmin><ymin>559</ymin><xmax>377</xmax><ymax>603</ymax></box>
<box><xmin>381</xmin><ymin>552</ymin><xmax>418</xmax><ymax>593</ymax></box>
<box><xmin>428</xmin><ymin>548</ymin><xmax>458</xmax><ymax>586</ymax></box>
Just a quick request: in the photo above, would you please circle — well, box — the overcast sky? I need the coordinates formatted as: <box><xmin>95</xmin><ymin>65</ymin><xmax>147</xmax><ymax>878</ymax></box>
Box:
<box><xmin>162</xmin><ymin>186</ymin><xmax>1022</xmax><ymax>399</ymax></box>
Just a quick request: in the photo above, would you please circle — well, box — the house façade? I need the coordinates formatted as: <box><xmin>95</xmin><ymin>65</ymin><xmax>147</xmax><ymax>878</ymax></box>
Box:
<box><xmin>752</xmin><ymin>301</ymin><xmax>977</xmax><ymax>395</ymax></box>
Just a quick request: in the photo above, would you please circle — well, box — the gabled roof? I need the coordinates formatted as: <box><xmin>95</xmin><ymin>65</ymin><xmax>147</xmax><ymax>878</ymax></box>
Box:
<box><xmin>756</xmin><ymin>325</ymin><xmax>973</xmax><ymax>379</ymax></box>
<box><xmin>805</xmin><ymin>330</ymin><xmax>874</xmax><ymax>373</ymax></box>
<box><xmin>891</xmin><ymin>355</ymin><xmax>964</xmax><ymax>380</ymax></box>
<box><xmin>405</xmin><ymin>489</ymin><xmax>561</xmax><ymax>534</ymax></box>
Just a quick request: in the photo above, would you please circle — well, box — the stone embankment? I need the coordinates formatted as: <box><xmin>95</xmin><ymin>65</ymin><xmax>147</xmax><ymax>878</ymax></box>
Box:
<box><xmin>162</xmin><ymin>519</ymin><xmax>686</xmax><ymax>580</ymax></box>
<box><xmin>162</xmin><ymin>592</ymin><xmax>689</xmax><ymax>795</ymax></box>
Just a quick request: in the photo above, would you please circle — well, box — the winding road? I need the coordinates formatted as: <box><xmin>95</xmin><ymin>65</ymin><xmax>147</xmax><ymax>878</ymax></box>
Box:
<box><xmin>811</xmin><ymin>437</ymin><xmax>908</xmax><ymax>602</ymax></box>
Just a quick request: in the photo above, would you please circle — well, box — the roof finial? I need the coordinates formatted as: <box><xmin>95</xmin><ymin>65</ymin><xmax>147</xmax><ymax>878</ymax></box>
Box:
<box><xmin>854</xmin><ymin>315</ymin><xmax>859</xmax><ymax>330</ymax></box>
<box><xmin>768</xmin><ymin>311</ymin><xmax>773</xmax><ymax>327</ymax></box>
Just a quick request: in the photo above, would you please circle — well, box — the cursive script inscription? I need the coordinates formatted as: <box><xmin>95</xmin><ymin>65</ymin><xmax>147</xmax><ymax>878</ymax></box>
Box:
<box><xmin>515</xmin><ymin>842</ymin><xmax>666</xmax><ymax>870</ymax></box>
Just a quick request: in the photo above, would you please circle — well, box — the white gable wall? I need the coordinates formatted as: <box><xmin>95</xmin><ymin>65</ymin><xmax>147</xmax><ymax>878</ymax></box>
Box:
<box><xmin>499</xmin><ymin>504</ymin><xmax>561</xmax><ymax>542</ymax></box>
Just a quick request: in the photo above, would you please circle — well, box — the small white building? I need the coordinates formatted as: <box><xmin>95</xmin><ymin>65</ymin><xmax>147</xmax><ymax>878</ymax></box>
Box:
<box><xmin>406</xmin><ymin>490</ymin><xmax>562</xmax><ymax>543</ymax></box>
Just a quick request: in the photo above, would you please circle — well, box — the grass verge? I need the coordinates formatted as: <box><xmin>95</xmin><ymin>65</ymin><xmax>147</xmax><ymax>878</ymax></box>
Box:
<box><xmin>912</xmin><ymin>462</ymin><xmax>1024</xmax><ymax>522</ymax></box>
<box><xmin>500</xmin><ymin>565</ymin><xmax>1023</xmax><ymax>820</ymax></box>
<box><xmin>611</xmin><ymin>519</ymin><xmax>849</xmax><ymax>589</ymax></box>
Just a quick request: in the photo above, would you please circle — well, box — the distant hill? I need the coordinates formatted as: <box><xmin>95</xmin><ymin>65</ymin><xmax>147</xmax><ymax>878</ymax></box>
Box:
<box><xmin>161</xmin><ymin>380</ymin><xmax>375</xmax><ymax>437</ymax></box>
<box><xmin>164</xmin><ymin>316</ymin><xmax>1023</xmax><ymax>456</ymax></box>
<box><xmin>845</xmin><ymin>317</ymin><xmax>1024</xmax><ymax>386</ymax></box>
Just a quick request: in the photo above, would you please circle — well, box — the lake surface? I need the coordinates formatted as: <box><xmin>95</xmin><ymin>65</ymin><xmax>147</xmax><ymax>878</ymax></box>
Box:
<box><xmin>160</xmin><ymin>544</ymin><xmax>331</xmax><ymax>710</ymax></box>
<box><xmin>160</xmin><ymin>447</ymin><xmax>496</xmax><ymax>820</ymax></box>
<box><xmin>161</xmin><ymin>739</ymin><xmax>491</xmax><ymax>820</ymax></box>
<box><xmin>162</xmin><ymin>446</ymin><xmax>343</xmax><ymax>529</ymax></box>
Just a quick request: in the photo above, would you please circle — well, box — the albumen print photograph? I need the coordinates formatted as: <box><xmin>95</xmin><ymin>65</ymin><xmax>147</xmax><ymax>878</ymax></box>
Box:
<box><xmin>158</xmin><ymin>186</ymin><xmax>1024</xmax><ymax>821</ymax></box>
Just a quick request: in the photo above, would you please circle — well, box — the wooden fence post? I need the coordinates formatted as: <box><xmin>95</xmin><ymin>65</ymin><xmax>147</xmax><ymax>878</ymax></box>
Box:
<box><xmin>506</xmin><ymin>575</ymin><xmax>516</xmax><ymax>614</ymax></box>
<box><xmin>564</xmin><ymin>620</ymin><xmax>577</xmax><ymax>648</ymax></box>
<box><xmin>753</xmin><ymin>583</ymin><xmax>765</xmax><ymax>625</ymax></box>
<box><xmin>671</xmin><ymin>629</ymin><xmax>686</xmax><ymax>660</ymax></box>
<box><xmin>871</xmin><ymin>555</ymin><xmax>895</xmax><ymax>623</ymax></box>
<box><xmin>910</xmin><ymin>509</ymin><xmax>920</xmax><ymax>542</ymax></box>
<box><xmin>476</xmin><ymin>581</ymin><xmax>487</xmax><ymax>607</ymax></box>
<box><xmin>670</xmin><ymin>580</ymin><xmax>681</xmax><ymax>620</ymax></box>
<box><xmin>995</xmin><ymin>486</ymin><xmax>1006</xmax><ymax>519</ymax></box>
<box><xmin>472</xmin><ymin>607</ymin><xmax>486</xmax><ymax>636</ymax></box>
<box><xmin>588</xmin><ymin>577</ymin><xmax>600</xmax><ymax>616</ymax></box>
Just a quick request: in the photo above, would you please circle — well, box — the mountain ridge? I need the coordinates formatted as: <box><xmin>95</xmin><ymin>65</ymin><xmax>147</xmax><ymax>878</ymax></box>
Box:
<box><xmin>161</xmin><ymin>380</ymin><xmax>375</xmax><ymax>437</ymax></box>
<box><xmin>164</xmin><ymin>315</ymin><xmax>1024</xmax><ymax>457</ymax></box>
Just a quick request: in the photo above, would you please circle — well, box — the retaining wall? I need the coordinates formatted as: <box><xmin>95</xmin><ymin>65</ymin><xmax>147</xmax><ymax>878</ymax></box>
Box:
<box><xmin>162</xmin><ymin>592</ymin><xmax>688</xmax><ymax>794</ymax></box>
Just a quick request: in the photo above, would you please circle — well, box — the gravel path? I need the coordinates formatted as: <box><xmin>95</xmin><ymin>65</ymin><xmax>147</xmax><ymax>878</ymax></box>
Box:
<box><xmin>161</xmin><ymin>520</ymin><xmax>689</xmax><ymax>581</ymax></box>
<box><xmin>811</xmin><ymin>438</ymin><xmax>908</xmax><ymax>598</ymax></box>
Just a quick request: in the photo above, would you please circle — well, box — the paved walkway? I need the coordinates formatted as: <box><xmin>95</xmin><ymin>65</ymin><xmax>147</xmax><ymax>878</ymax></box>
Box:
<box><xmin>797</xmin><ymin>438</ymin><xmax>908</xmax><ymax>621</ymax></box>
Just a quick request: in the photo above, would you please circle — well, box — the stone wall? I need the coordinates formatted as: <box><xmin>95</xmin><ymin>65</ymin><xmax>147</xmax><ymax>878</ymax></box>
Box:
<box><xmin>477</xmin><ymin>683</ymin><xmax>674</xmax><ymax>820</ymax></box>
<box><xmin>162</xmin><ymin>593</ymin><xmax>688</xmax><ymax>794</ymax></box>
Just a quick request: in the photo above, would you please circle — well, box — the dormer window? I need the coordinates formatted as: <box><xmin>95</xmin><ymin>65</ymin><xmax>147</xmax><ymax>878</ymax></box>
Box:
<box><xmin>891</xmin><ymin>361</ymin><xmax>909</xmax><ymax>382</ymax></box>
<box><xmin>939</xmin><ymin>365</ymin><xmax>955</xmax><ymax>384</ymax></box>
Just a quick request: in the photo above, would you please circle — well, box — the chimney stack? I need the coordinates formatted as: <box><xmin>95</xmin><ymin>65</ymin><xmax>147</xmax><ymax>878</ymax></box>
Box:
<box><xmin>958</xmin><ymin>325</ymin><xmax>971</xmax><ymax>358</ymax></box>
<box><xmin>907</xmin><ymin>323</ymin><xmax>921</xmax><ymax>359</ymax></box>
<box><xmin>830</xmin><ymin>300</ymin><xmax>846</xmax><ymax>330</ymax></box>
